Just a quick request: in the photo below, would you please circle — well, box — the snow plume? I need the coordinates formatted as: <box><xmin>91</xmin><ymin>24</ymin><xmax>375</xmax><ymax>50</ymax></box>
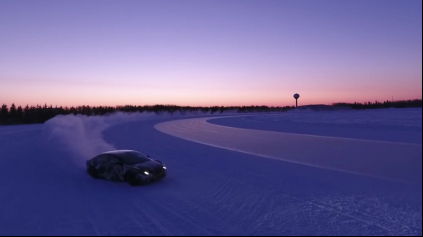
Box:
<box><xmin>43</xmin><ymin>112</ymin><xmax>157</xmax><ymax>166</ymax></box>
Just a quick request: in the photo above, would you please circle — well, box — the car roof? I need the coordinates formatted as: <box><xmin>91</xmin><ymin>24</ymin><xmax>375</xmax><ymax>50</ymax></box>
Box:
<box><xmin>102</xmin><ymin>150</ymin><xmax>144</xmax><ymax>158</ymax></box>
<box><xmin>100</xmin><ymin>150</ymin><xmax>152</xmax><ymax>165</ymax></box>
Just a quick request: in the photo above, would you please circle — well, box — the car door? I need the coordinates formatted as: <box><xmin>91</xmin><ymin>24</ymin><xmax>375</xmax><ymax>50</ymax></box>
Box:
<box><xmin>104</xmin><ymin>156</ymin><xmax>125</xmax><ymax>181</ymax></box>
<box><xmin>95</xmin><ymin>155</ymin><xmax>112</xmax><ymax>178</ymax></box>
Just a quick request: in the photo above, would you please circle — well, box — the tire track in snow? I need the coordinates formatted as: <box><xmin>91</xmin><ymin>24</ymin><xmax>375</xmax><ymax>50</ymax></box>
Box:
<box><xmin>131</xmin><ymin>197</ymin><xmax>225</xmax><ymax>236</ymax></box>
<box><xmin>162</xmin><ymin>201</ymin><xmax>224</xmax><ymax>235</ymax></box>
<box><xmin>133</xmin><ymin>203</ymin><xmax>173</xmax><ymax>236</ymax></box>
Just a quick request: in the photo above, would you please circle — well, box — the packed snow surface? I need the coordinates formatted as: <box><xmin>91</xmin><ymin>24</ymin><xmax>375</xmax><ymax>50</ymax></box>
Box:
<box><xmin>0</xmin><ymin>109</ymin><xmax>421</xmax><ymax>236</ymax></box>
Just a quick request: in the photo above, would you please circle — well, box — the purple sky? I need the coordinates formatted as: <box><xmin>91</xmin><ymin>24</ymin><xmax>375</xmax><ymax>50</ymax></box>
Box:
<box><xmin>0</xmin><ymin>0</ymin><xmax>422</xmax><ymax>107</ymax></box>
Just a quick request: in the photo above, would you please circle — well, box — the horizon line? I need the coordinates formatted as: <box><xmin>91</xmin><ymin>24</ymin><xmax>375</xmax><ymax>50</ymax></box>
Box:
<box><xmin>1</xmin><ymin>98</ymin><xmax>422</xmax><ymax>108</ymax></box>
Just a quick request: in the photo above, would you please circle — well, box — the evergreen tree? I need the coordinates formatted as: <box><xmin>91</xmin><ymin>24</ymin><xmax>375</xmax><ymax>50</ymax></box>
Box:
<box><xmin>17</xmin><ymin>106</ymin><xmax>24</xmax><ymax>123</ymax></box>
<box><xmin>10</xmin><ymin>103</ymin><xmax>17</xmax><ymax>122</ymax></box>
<box><xmin>0</xmin><ymin>104</ymin><xmax>8</xmax><ymax>123</ymax></box>
<box><xmin>24</xmin><ymin>105</ymin><xmax>30</xmax><ymax>124</ymax></box>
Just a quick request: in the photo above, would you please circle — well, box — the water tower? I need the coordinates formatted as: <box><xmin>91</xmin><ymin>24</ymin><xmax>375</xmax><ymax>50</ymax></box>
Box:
<box><xmin>293</xmin><ymin>93</ymin><xmax>300</xmax><ymax>107</ymax></box>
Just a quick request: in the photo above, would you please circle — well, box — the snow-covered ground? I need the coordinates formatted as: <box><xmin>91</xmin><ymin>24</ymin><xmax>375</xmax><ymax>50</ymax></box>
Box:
<box><xmin>156</xmin><ymin>116</ymin><xmax>421</xmax><ymax>184</ymax></box>
<box><xmin>0</xmin><ymin>109</ymin><xmax>421</xmax><ymax>236</ymax></box>
<box><xmin>209</xmin><ymin>108</ymin><xmax>422</xmax><ymax>144</ymax></box>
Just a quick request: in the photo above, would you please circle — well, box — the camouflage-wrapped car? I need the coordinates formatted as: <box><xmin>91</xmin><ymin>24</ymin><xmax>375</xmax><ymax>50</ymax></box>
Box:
<box><xmin>86</xmin><ymin>150</ymin><xmax>167</xmax><ymax>186</ymax></box>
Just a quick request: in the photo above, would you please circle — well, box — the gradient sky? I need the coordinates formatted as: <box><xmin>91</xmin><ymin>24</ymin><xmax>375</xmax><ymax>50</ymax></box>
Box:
<box><xmin>0</xmin><ymin>0</ymin><xmax>422</xmax><ymax>107</ymax></box>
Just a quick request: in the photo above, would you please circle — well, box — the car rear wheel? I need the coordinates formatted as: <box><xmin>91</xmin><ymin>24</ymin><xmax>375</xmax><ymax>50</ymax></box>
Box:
<box><xmin>87</xmin><ymin>165</ymin><xmax>99</xmax><ymax>179</ymax></box>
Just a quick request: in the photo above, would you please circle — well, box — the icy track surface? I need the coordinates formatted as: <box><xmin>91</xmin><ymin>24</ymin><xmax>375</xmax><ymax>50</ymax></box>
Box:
<box><xmin>0</xmin><ymin>109</ymin><xmax>422</xmax><ymax>236</ymax></box>
<box><xmin>155</xmin><ymin>118</ymin><xmax>421</xmax><ymax>184</ymax></box>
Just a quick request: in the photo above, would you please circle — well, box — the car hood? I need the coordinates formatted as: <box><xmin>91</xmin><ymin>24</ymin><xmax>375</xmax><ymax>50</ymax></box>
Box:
<box><xmin>133</xmin><ymin>160</ymin><xmax>163</xmax><ymax>171</ymax></box>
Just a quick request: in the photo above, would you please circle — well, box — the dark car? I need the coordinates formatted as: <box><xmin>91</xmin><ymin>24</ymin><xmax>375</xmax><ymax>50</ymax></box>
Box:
<box><xmin>86</xmin><ymin>150</ymin><xmax>167</xmax><ymax>186</ymax></box>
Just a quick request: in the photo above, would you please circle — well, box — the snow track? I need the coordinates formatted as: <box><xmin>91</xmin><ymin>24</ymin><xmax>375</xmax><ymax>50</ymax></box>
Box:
<box><xmin>0</xmin><ymin>111</ymin><xmax>422</xmax><ymax>236</ymax></box>
<box><xmin>155</xmin><ymin>116</ymin><xmax>422</xmax><ymax>184</ymax></box>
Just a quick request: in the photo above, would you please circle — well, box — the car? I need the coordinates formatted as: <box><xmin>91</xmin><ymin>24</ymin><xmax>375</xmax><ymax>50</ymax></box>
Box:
<box><xmin>86</xmin><ymin>150</ymin><xmax>167</xmax><ymax>186</ymax></box>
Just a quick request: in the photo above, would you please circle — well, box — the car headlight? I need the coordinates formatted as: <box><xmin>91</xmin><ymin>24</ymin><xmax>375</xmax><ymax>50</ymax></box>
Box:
<box><xmin>144</xmin><ymin>171</ymin><xmax>150</xmax><ymax>175</ymax></box>
<box><xmin>163</xmin><ymin>167</ymin><xmax>167</xmax><ymax>170</ymax></box>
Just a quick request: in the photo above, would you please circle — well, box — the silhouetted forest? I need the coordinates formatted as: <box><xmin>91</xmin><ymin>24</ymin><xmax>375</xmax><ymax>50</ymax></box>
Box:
<box><xmin>0</xmin><ymin>100</ymin><xmax>421</xmax><ymax>125</ymax></box>
<box><xmin>0</xmin><ymin>104</ymin><xmax>293</xmax><ymax>125</ymax></box>
<box><xmin>333</xmin><ymin>99</ymin><xmax>422</xmax><ymax>110</ymax></box>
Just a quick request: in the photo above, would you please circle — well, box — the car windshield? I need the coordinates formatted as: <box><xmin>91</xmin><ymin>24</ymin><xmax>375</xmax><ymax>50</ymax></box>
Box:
<box><xmin>120</xmin><ymin>152</ymin><xmax>151</xmax><ymax>165</ymax></box>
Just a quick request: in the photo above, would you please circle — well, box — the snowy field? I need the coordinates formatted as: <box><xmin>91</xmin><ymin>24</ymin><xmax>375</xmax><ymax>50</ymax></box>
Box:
<box><xmin>0</xmin><ymin>109</ymin><xmax>421</xmax><ymax>236</ymax></box>
<box><xmin>209</xmin><ymin>108</ymin><xmax>422</xmax><ymax>144</ymax></box>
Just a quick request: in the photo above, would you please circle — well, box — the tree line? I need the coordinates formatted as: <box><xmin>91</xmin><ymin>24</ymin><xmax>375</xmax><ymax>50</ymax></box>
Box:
<box><xmin>0</xmin><ymin>100</ymin><xmax>421</xmax><ymax>125</ymax></box>
<box><xmin>333</xmin><ymin>99</ymin><xmax>422</xmax><ymax>110</ymax></box>
<box><xmin>0</xmin><ymin>104</ymin><xmax>293</xmax><ymax>125</ymax></box>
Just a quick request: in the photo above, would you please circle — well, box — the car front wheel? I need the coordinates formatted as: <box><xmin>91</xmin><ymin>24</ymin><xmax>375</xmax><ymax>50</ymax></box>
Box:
<box><xmin>124</xmin><ymin>171</ymin><xmax>151</xmax><ymax>186</ymax></box>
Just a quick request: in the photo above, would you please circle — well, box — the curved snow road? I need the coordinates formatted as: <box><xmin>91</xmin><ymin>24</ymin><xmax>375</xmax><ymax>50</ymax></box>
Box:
<box><xmin>155</xmin><ymin>116</ymin><xmax>422</xmax><ymax>185</ymax></box>
<box><xmin>1</xmin><ymin>116</ymin><xmax>422</xmax><ymax>236</ymax></box>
